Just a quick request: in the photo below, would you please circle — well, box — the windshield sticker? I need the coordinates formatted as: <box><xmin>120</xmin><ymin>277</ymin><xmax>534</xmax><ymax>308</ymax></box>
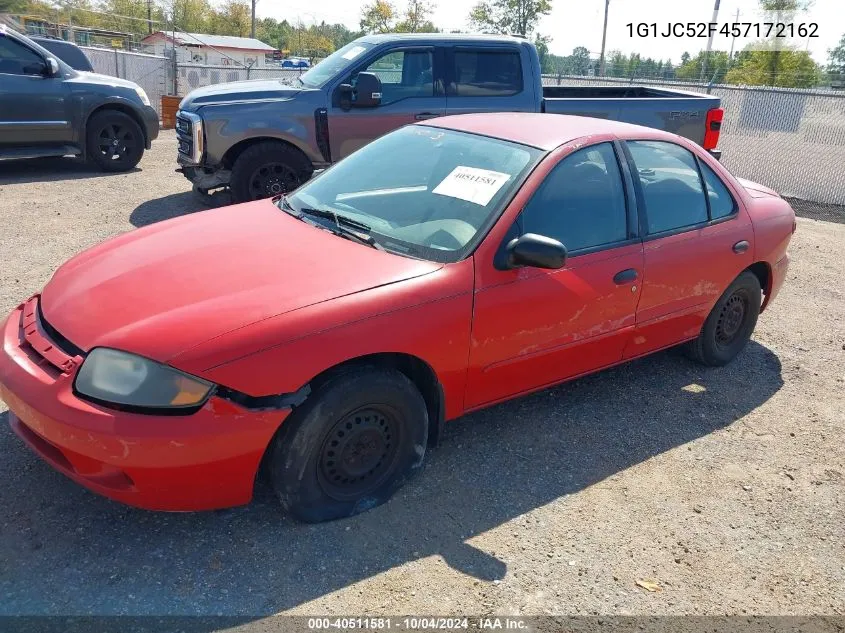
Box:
<box><xmin>432</xmin><ymin>166</ymin><xmax>511</xmax><ymax>206</ymax></box>
<box><xmin>341</xmin><ymin>46</ymin><xmax>367</xmax><ymax>60</ymax></box>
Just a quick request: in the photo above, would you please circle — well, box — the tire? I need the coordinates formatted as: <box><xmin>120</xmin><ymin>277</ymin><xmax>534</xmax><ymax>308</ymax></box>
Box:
<box><xmin>270</xmin><ymin>367</ymin><xmax>428</xmax><ymax>523</ymax></box>
<box><xmin>685</xmin><ymin>271</ymin><xmax>762</xmax><ymax>367</ymax></box>
<box><xmin>230</xmin><ymin>141</ymin><xmax>312</xmax><ymax>203</ymax></box>
<box><xmin>86</xmin><ymin>110</ymin><xmax>145</xmax><ymax>172</ymax></box>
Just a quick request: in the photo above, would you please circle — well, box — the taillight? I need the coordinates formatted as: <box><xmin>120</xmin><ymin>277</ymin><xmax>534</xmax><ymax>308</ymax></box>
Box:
<box><xmin>704</xmin><ymin>107</ymin><xmax>723</xmax><ymax>150</ymax></box>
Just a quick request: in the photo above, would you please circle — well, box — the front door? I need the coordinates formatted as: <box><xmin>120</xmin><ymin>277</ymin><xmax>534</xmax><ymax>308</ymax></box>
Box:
<box><xmin>466</xmin><ymin>141</ymin><xmax>644</xmax><ymax>409</ymax></box>
<box><xmin>327</xmin><ymin>46</ymin><xmax>446</xmax><ymax>160</ymax></box>
<box><xmin>0</xmin><ymin>34</ymin><xmax>70</xmax><ymax>147</ymax></box>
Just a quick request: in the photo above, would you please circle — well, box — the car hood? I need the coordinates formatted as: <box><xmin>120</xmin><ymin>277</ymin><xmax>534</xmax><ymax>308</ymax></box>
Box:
<box><xmin>179</xmin><ymin>79</ymin><xmax>302</xmax><ymax>110</ymax></box>
<box><xmin>70</xmin><ymin>71</ymin><xmax>142</xmax><ymax>91</ymax></box>
<box><xmin>40</xmin><ymin>201</ymin><xmax>441</xmax><ymax>363</ymax></box>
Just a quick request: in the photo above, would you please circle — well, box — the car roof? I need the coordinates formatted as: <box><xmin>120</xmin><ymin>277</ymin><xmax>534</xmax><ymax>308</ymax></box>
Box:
<box><xmin>423</xmin><ymin>112</ymin><xmax>677</xmax><ymax>151</ymax></box>
<box><xmin>359</xmin><ymin>33</ymin><xmax>529</xmax><ymax>45</ymax></box>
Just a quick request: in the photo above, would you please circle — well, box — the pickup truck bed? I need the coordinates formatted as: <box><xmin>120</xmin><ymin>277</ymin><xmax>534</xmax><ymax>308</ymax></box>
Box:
<box><xmin>542</xmin><ymin>86</ymin><xmax>721</xmax><ymax>146</ymax></box>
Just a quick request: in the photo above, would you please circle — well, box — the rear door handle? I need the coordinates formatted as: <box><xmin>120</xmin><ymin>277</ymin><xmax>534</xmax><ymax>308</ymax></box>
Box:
<box><xmin>414</xmin><ymin>112</ymin><xmax>441</xmax><ymax>121</ymax></box>
<box><xmin>733</xmin><ymin>240</ymin><xmax>750</xmax><ymax>254</ymax></box>
<box><xmin>613</xmin><ymin>268</ymin><xmax>638</xmax><ymax>284</ymax></box>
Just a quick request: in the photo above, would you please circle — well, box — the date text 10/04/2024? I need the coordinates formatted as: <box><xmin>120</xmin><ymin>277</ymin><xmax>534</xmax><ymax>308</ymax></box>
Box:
<box><xmin>307</xmin><ymin>618</ymin><xmax>530</xmax><ymax>630</ymax></box>
<box><xmin>626</xmin><ymin>22</ymin><xmax>819</xmax><ymax>39</ymax></box>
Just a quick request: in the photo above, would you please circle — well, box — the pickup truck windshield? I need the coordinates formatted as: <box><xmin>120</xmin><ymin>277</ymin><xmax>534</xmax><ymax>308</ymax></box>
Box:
<box><xmin>299</xmin><ymin>42</ymin><xmax>374</xmax><ymax>88</ymax></box>
<box><xmin>287</xmin><ymin>126</ymin><xmax>541</xmax><ymax>263</ymax></box>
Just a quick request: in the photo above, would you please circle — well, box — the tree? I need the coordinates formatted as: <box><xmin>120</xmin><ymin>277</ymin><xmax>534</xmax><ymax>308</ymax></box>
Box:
<box><xmin>676</xmin><ymin>50</ymin><xmax>731</xmax><ymax>83</ymax></box>
<box><xmin>360</xmin><ymin>0</ymin><xmax>396</xmax><ymax>34</ymax></box>
<box><xmin>468</xmin><ymin>0</ymin><xmax>552</xmax><ymax>37</ymax></box>
<box><xmin>396</xmin><ymin>0</ymin><xmax>437</xmax><ymax>32</ymax></box>
<box><xmin>826</xmin><ymin>32</ymin><xmax>845</xmax><ymax>81</ymax></box>
<box><xmin>725</xmin><ymin>43</ymin><xmax>820</xmax><ymax>87</ymax></box>
<box><xmin>569</xmin><ymin>46</ymin><xmax>590</xmax><ymax>75</ymax></box>
<box><xmin>680</xmin><ymin>51</ymin><xmax>691</xmax><ymax>66</ymax></box>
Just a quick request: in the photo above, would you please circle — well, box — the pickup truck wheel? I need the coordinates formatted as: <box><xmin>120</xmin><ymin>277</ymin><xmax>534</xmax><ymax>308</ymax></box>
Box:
<box><xmin>86</xmin><ymin>111</ymin><xmax>145</xmax><ymax>172</ymax></box>
<box><xmin>270</xmin><ymin>367</ymin><xmax>428</xmax><ymax>523</ymax></box>
<box><xmin>685</xmin><ymin>271</ymin><xmax>761</xmax><ymax>367</ymax></box>
<box><xmin>230</xmin><ymin>141</ymin><xmax>312</xmax><ymax>203</ymax></box>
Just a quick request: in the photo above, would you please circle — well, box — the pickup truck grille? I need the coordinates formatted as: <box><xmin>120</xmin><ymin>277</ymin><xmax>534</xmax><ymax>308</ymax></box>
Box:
<box><xmin>175</xmin><ymin>111</ymin><xmax>203</xmax><ymax>164</ymax></box>
<box><xmin>175</xmin><ymin>114</ymin><xmax>192</xmax><ymax>156</ymax></box>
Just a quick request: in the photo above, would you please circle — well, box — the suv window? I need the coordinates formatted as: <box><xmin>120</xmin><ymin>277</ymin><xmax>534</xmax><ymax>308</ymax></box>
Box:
<box><xmin>453</xmin><ymin>50</ymin><xmax>521</xmax><ymax>97</ymax></box>
<box><xmin>520</xmin><ymin>142</ymin><xmax>628</xmax><ymax>252</ymax></box>
<box><xmin>0</xmin><ymin>35</ymin><xmax>44</xmax><ymax>75</ymax></box>
<box><xmin>700</xmin><ymin>161</ymin><xmax>736</xmax><ymax>219</ymax></box>
<box><xmin>627</xmin><ymin>141</ymin><xmax>708</xmax><ymax>234</ymax></box>
<box><xmin>360</xmin><ymin>48</ymin><xmax>434</xmax><ymax>105</ymax></box>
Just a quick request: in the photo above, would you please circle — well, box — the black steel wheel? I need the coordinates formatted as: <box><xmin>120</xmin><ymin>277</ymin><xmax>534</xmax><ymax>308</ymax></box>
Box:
<box><xmin>86</xmin><ymin>110</ymin><xmax>145</xmax><ymax>172</ymax></box>
<box><xmin>270</xmin><ymin>366</ymin><xmax>428</xmax><ymax>523</ymax></box>
<box><xmin>686</xmin><ymin>270</ymin><xmax>762</xmax><ymax>367</ymax></box>
<box><xmin>247</xmin><ymin>162</ymin><xmax>300</xmax><ymax>199</ymax></box>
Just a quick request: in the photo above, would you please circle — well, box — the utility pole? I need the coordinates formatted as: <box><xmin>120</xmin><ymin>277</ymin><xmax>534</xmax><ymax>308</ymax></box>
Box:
<box><xmin>727</xmin><ymin>7</ymin><xmax>740</xmax><ymax>60</ymax></box>
<box><xmin>700</xmin><ymin>0</ymin><xmax>721</xmax><ymax>82</ymax></box>
<box><xmin>147</xmin><ymin>0</ymin><xmax>153</xmax><ymax>34</ymax></box>
<box><xmin>598</xmin><ymin>0</ymin><xmax>610</xmax><ymax>76</ymax></box>
<box><xmin>251</xmin><ymin>0</ymin><xmax>257</xmax><ymax>38</ymax></box>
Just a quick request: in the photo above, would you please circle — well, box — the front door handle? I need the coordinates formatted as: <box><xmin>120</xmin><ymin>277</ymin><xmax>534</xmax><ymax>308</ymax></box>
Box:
<box><xmin>414</xmin><ymin>112</ymin><xmax>441</xmax><ymax>121</ymax></box>
<box><xmin>733</xmin><ymin>240</ymin><xmax>750</xmax><ymax>254</ymax></box>
<box><xmin>613</xmin><ymin>268</ymin><xmax>638</xmax><ymax>284</ymax></box>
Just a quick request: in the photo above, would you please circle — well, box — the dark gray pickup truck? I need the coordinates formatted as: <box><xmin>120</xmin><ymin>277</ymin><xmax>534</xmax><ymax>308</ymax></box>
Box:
<box><xmin>176</xmin><ymin>33</ymin><xmax>723</xmax><ymax>203</ymax></box>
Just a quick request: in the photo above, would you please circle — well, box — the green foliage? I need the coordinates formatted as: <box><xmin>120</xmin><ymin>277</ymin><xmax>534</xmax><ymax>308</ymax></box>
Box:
<box><xmin>675</xmin><ymin>50</ymin><xmax>732</xmax><ymax>83</ymax></box>
<box><xmin>725</xmin><ymin>43</ymin><xmax>820</xmax><ymax>87</ymax></box>
<box><xmin>828</xmin><ymin>32</ymin><xmax>845</xmax><ymax>75</ymax></box>
<box><xmin>468</xmin><ymin>0</ymin><xmax>551</xmax><ymax>37</ymax></box>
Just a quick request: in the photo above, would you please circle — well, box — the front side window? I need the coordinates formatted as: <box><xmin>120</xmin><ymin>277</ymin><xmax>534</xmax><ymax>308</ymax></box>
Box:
<box><xmin>0</xmin><ymin>35</ymin><xmax>44</xmax><ymax>75</ymax></box>
<box><xmin>359</xmin><ymin>49</ymin><xmax>434</xmax><ymax>104</ymax></box>
<box><xmin>519</xmin><ymin>142</ymin><xmax>628</xmax><ymax>252</ymax></box>
<box><xmin>627</xmin><ymin>140</ymin><xmax>709</xmax><ymax>234</ymax></box>
<box><xmin>298</xmin><ymin>41</ymin><xmax>373</xmax><ymax>88</ymax></box>
<box><xmin>288</xmin><ymin>125</ymin><xmax>541</xmax><ymax>263</ymax></box>
<box><xmin>453</xmin><ymin>50</ymin><xmax>522</xmax><ymax>97</ymax></box>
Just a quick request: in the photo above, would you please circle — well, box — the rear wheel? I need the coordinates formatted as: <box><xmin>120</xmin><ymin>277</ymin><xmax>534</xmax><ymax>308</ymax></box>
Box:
<box><xmin>229</xmin><ymin>141</ymin><xmax>312</xmax><ymax>203</ymax></box>
<box><xmin>86</xmin><ymin>111</ymin><xmax>144</xmax><ymax>172</ymax></box>
<box><xmin>686</xmin><ymin>271</ymin><xmax>762</xmax><ymax>366</ymax></box>
<box><xmin>270</xmin><ymin>367</ymin><xmax>428</xmax><ymax>523</ymax></box>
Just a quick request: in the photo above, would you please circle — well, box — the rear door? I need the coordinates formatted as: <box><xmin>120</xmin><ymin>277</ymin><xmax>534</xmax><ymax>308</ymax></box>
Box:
<box><xmin>444</xmin><ymin>45</ymin><xmax>534</xmax><ymax>115</ymax></box>
<box><xmin>327</xmin><ymin>46</ymin><xmax>446</xmax><ymax>160</ymax></box>
<box><xmin>0</xmin><ymin>32</ymin><xmax>71</xmax><ymax>147</ymax></box>
<box><xmin>466</xmin><ymin>140</ymin><xmax>644</xmax><ymax>408</ymax></box>
<box><xmin>621</xmin><ymin>139</ymin><xmax>753</xmax><ymax>358</ymax></box>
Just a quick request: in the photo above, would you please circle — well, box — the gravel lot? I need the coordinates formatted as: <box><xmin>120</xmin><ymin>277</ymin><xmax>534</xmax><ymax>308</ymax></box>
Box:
<box><xmin>0</xmin><ymin>131</ymin><xmax>843</xmax><ymax>621</ymax></box>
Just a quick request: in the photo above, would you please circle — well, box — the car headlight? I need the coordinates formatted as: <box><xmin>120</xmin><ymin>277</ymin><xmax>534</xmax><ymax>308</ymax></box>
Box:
<box><xmin>134</xmin><ymin>86</ymin><xmax>151</xmax><ymax>107</ymax></box>
<box><xmin>74</xmin><ymin>348</ymin><xmax>214</xmax><ymax>411</ymax></box>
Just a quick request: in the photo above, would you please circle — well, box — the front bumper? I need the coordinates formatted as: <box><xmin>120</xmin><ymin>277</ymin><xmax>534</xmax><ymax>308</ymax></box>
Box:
<box><xmin>141</xmin><ymin>105</ymin><xmax>160</xmax><ymax>148</ymax></box>
<box><xmin>0</xmin><ymin>298</ymin><xmax>289</xmax><ymax>511</ymax></box>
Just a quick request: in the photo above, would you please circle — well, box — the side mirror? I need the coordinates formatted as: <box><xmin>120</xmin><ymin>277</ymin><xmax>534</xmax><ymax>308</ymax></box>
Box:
<box><xmin>353</xmin><ymin>72</ymin><xmax>382</xmax><ymax>108</ymax></box>
<box><xmin>46</xmin><ymin>57</ymin><xmax>59</xmax><ymax>76</ymax></box>
<box><xmin>23</xmin><ymin>57</ymin><xmax>59</xmax><ymax>77</ymax></box>
<box><xmin>337</xmin><ymin>82</ymin><xmax>353</xmax><ymax>110</ymax></box>
<box><xmin>506</xmin><ymin>233</ymin><xmax>567</xmax><ymax>270</ymax></box>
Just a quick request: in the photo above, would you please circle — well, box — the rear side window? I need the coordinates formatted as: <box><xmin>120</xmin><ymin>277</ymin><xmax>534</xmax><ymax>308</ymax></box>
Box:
<box><xmin>699</xmin><ymin>161</ymin><xmax>736</xmax><ymax>219</ymax></box>
<box><xmin>453</xmin><ymin>50</ymin><xmax>522</xmax><ymax>97</ymax></box>
<box><xmin>520</xmin><ymin>142</ymin><xmax>628</xmax><ymax>252</ymax></box>
<box><xmin>0</xmin><ymin>35</ymin><xmax>44</xmax><ymax>75</ymax></box>
<box><xmin>627</xmin><ymin>141</ymin><xmax>708</xmax><ymax>234</ymax></box>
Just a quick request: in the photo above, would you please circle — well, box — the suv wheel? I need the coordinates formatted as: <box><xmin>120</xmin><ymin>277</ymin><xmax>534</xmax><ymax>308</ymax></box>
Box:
<box><xmin>86</xmin><ymin>111</ymin><xmax>145</xmax><ymax>172</ymax></box>
<box><xmin>230</xmin><ymin>141</ymin><xmax>312</xmax><ymax>203</ymax></box>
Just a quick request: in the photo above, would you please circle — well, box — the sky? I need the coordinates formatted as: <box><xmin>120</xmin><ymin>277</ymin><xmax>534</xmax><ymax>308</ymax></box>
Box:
<box><xmin>257</xmin><ymin>0</ymin><xmax>843</xmax><ymax>65</ymax></box>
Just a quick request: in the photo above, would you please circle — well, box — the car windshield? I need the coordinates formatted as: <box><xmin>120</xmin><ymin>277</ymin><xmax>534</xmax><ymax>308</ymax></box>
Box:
<box><xmin>298</xmin><ymin>41</ymin><xmax>374</xmax><ymax>88</ymax></box>
<box><xmin>287</xmin><ymin>126</ymin><xmax>541</xmax><ymax>263</ymax></box>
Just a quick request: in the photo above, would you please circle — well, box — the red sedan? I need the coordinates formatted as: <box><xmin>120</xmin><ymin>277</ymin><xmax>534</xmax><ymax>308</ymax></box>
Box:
<box><xmin>0</xmin><ymin>114</ymin><xmax>795</xmax><ymax>522</ymax></box>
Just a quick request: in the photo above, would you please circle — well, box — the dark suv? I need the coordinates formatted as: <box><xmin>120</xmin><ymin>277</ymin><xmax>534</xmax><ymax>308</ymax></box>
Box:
<box><xmin>0</xmin><ymin>26</ymin><xmax>159</xmax><ymax>171</ymax></box>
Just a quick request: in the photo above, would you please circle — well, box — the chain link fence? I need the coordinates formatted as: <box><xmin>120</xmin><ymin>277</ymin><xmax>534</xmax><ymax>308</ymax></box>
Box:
<box><xmin>80</xmin><ymin>47</ymin><xmax>168</xmax><ymax>118</ymax></box>
<box><xmin>542</xmin><ymin>74</ymin><xmax>845</xmax><ymax>206</ymax></box>
<box><xmin>174</xmin><ymin>64</ymin><xmax>305</xmax><ymax>96</ymax></box>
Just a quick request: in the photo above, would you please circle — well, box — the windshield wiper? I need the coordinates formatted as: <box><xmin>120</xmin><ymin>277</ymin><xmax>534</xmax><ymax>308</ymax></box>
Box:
<box><xmin>277</xmin><ymin>197</ymin><xmax>382</xmax><ymax>250</ymax></box>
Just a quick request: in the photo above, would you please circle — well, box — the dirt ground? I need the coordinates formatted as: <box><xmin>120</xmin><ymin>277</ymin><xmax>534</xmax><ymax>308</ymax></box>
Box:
<box><xmin>0</xmin><ymin>131</ymin><xmax>843</xmax><ymax>622</ymax></box>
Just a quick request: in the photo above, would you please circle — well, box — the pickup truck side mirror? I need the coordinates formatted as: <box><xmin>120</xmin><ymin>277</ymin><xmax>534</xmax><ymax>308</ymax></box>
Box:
<box><xmin>22</xmin><ymin>57</ymin><xmax>59</xmax><ymax>77</ymax></box>
<box><xmin>505</xmin><ymin>233</ymin><xmax>567</xmax><ymax>270</ymax></box>
<box><xmin>45</xmin><ymin>57</ymin><xmax>59</xmax><ymax>76</ymax></box>
<box><xmin>353</xmin><ymin>72</ymin><xmax>382</xmax><ymax>108</ymax></box>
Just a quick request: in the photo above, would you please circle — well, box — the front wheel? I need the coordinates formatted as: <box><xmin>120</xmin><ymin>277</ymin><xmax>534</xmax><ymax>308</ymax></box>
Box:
<box><xmin>229</xmin><ymin>141</ymin><xmax>312</xmax><ymax>203</ymax></box>
<box><xmin>270</xmin><ymin>367</ymin><xmax>428</xmax><ymax>523</ymax></box>
<box><xmin>86</xmin><ymin>111</ymin><xmax>145</xmax><ymax>172</ymax></box>
<box><xmin>686</xmin><ymin>270</ymin><xmax>762</xmax><ymax>366</ymax></box>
